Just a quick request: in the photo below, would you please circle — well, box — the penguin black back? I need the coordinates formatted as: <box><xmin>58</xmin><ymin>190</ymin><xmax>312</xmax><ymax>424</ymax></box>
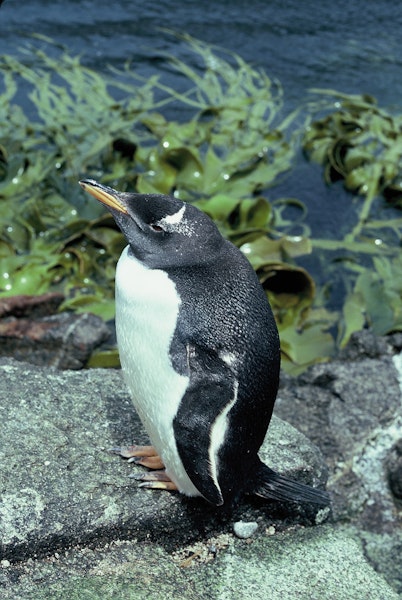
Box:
<box><xmin>168</xmin><ymin>241</ymin><xmax>280</xmax><ymax>505</ymax></box>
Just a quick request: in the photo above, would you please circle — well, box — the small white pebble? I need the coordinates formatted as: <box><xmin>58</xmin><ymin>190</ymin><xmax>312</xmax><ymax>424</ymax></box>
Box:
<box><xmin>1</xmin><ymin>559</ymin><xmax>10</xmax><ymax>568</ymax></box>
<box><xmin>233</xmin><ymin>520</ymin><xmax>258</xmax><ymax>539</ymax></box>
<box><xmin>315</xmin><ymin>505</ymin><xmax>331</xmax><ymax>525</ymax></box>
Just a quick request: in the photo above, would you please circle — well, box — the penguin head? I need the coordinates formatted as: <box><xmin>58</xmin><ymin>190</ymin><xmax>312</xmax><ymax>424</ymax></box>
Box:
<box><xmin>79</xmin><ymin>179</ymin><xmax>224</xmax><ymax>268</ymax></box>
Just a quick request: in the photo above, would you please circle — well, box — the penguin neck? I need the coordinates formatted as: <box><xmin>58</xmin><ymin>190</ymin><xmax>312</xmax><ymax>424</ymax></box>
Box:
<box><xmin>125</xmin><ymin>236</ymin><xmax>226</xmax><ymax>271</ymax></box>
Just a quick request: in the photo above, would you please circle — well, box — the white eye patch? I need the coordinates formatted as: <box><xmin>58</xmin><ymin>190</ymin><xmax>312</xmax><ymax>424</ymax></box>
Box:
<box><xmin>158</xmin><ymin>205</ymin><xmax>195</xmax><ymax>236</ymax></box>
<box><xmin>162</xmin><ymin>205</ymin><xmax>186</xmax><ymax>226</ymax></box>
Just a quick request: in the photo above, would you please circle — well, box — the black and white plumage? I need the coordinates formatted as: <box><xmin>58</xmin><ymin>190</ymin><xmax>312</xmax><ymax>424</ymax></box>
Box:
<box><xmin>80</xmin><ymin>179</ymin><xmax>329</xmax><ymax>508</ymax></box>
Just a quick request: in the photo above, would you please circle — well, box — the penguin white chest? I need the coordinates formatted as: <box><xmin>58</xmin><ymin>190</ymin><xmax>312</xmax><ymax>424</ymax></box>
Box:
<box><xmin>114</xmin><ymin>247</ymin><xmax>200</xmax><ymax>497</ymax></box>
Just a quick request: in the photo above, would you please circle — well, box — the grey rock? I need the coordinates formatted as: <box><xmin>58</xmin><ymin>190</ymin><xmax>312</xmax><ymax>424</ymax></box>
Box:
<box><xmin>276</xmin><ymin>356</ymin><xmax>401</xmax><ymax>509</ymax></box>
<box><xmin>0</xmin><ymin>542</ymin><xmax>199</xmax><ymax>600</ymax></box>
<box><xmin>275</xmin><ymin>339</ymin><xmax>402</xmax><ymax>595</ymax></box>
<box><xmin>338</xmin><ymin>329</ymin><xmax>391</xmax><ymax>360</ymax></box>
<box><xmin>1</xmin><ymin>526</ymin><xmax>399</xmax><ymax>600</ymax></box>
<box><xmin>385</xmin><ymin>331</ymin><xmax>402</xmax><ymax>353</ymax></box>
<box><xmin>206</xmin><ymin>525</ymin><xmax>400</xmax><ymax>600</ymax></box>
<box><xmin>259</xmin><ymin>415</ymin><xmax>328</xmax><ymax>491</ymax></box>
<box><xmin>360</xmin><ymin>529</ymin><xmax>402</xmax><ymax>598</ymax></box>
<box><xmin>385</xmin><ymin>438</ymin><xmax>402</xmax><ymax>499</ymax></box>
<box><xmin>0</xmin><ymin>357</ymin><xmax>327</xmax><ymax>565</ymax></box>
<box><xmin>1</xmin><ymin>329</ymin><xmax>402</xmax><ymax>599</ymax></box>
<box><xmin>0</xmin><ymin>358</ymin><xmax>182</xmax><ymax>561</ymax></box>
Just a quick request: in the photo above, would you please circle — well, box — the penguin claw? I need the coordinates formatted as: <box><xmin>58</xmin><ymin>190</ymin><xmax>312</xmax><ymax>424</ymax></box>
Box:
<box><xmin>129</xmin><ymin>455</ymin><xmax>165</xmax><ymax>470</ymax></box>
<box><xmin>110</xmin><ymin>444</ymin><xmax>165</xmax><ymax>469</ymax></box>
<box><xmin>110</xmin><ymin>444</ymin><xmax>158</xmax><ymax>459</ymax></box>
<box><xmin>130</xmin><ymin>470</ymin><xmax>172</xmax><ymax>482</ymax></box>
<box><xmin>138</xmin><ymin>481</ymin><xmax>178</xmax><ymax>491</ymax></box>
<box><xmin>130</xmin><ymin>469</ymin><xmax>178</xmax><ymax>491</ymax></box>
<box><xmin>110</xmin><ymin>444</ymin><xmax>176</xmax><ymax>490</ymax></box>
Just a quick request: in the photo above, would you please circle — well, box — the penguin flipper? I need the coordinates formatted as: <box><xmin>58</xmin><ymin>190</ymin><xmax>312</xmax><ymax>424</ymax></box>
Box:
<box><xmin>173</xmin><ymin>344</ymin><xmax>238</xmax><ymax>506</ymax></box>
<box><xmin>253</xmin><ymin>461</ymin><xmax>330</xmax><ymax>507</ymax></box>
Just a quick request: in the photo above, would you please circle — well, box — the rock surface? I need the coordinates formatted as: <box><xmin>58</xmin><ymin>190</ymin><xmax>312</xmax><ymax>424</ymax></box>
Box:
<box><xmin>0</xmin><ymin>330</ymin><xmax>401</xmax><ymax>599</ymax></box>
<box><xmin>0</xmin><ymin>294</ymin><xmax>110</xmax><ymax>369</ymax></box>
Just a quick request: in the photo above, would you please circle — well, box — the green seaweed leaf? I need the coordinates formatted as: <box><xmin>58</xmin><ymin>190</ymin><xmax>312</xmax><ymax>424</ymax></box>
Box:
<box><xmin>339</xmin><ymin>255</ymin><xmax>402</xmax><ymax>344</ymax></box>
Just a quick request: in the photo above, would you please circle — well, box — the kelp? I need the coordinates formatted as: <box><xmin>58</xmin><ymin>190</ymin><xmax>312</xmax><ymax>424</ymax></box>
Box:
<box><xmin>304</xmin><ymin>91</ymin><xmax>402</xmax><ymax>205</ymax></box>
<box><xmin>0</xmin><ymin>37</ymin><xmax>400</xmax><ymax>373</ymax></box>
<box><xmin>303</xmin><ymin>89</ymin><xmax>402</xmax><ymax>349</ymax></box>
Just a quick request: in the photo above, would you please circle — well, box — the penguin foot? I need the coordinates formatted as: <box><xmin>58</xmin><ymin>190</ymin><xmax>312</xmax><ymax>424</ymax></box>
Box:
<box><xmin>130</xmin><ymin>455</ymin><xmax>165</xmax><ymax>469</ymax></box>
<box><xmin>132</xmin><ymin>470</ymin><xmax>178</xmax><ymax>491</ymax></box>
<box><xmin>111</xmin><ymin>445</ymin><xmax>165</xmax><ymax>469</ymax></box>
<box><xmin>111</xmin><ymin>444</ymin><xmax>157</xmax><ymax>459</ymax></box>
<box><xmin>111</xmin><ymin>445</ymin><xmax>178</xmax><ymax>491</ymax></box>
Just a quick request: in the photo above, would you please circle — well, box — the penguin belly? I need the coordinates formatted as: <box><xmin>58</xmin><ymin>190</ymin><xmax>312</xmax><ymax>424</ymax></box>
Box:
<box><xmin>115</xmin><ymin>246</ymin><xmax>201</xmax><ymax>498</ymax></box>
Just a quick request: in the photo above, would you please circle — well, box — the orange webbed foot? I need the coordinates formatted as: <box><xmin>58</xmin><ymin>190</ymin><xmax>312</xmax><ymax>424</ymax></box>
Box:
<box><xmin>111</xmin><ymin>445</ymin><xmax>177</xmax><ymax>491</ymax></box>
<box><xmin>131</xmin><ymin>469</ymin><xmax>178</xmax><ymax>491</ymax></box>
<box><xmin>111</xmin><ymin>444</ymin><xmax>164</xmax><ymax>469</ymax></box>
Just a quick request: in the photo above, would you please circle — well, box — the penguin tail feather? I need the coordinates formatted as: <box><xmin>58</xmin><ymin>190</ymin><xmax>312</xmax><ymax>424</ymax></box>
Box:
<box><xmin>253</xmin><ymin>463</ymin><xmax>330</xmax><ymax>507</ymax></box>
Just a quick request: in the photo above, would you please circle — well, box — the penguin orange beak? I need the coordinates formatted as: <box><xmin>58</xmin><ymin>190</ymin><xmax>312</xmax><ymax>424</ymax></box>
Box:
<box><xmin>79</xmin><ymin>179</ymin><xmax>128</xmax><ymax>214</ymax></box>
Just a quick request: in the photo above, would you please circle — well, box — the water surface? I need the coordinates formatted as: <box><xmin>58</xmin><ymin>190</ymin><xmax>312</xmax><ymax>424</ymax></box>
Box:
<box><xmin>1</xmin><ymin>0</ymin><xmax>400</xmax><ymax>110</ymax></box>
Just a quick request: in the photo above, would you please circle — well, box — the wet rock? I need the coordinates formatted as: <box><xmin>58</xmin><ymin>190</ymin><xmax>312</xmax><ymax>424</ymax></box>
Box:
<box><xmin>338</xmin><ymin>329</ymin><xmax>391</xmax><ymax>360</ymax></box>
<box><xmin>0</xmin><ymin>294</ymin><xmax>110</xmax><ymax>369</ymax></box>
<box><xmin>0</xmin><ymin>292</ymin><xmax>65</xmax><ymax>319</ymax></box>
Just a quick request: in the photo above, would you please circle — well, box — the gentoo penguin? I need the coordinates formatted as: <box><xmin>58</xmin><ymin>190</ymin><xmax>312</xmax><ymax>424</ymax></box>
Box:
<box><xmin>80</xmin><ymin>179</ymin><xmax>329</xmax><ymax>508</ymax></box>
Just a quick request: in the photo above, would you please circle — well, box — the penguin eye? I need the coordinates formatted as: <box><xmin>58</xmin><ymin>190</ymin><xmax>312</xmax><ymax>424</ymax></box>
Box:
<box><xmin>150</xmin><ymin>223</ymin><xmax>164</xmax><ymax>233</ymax></box>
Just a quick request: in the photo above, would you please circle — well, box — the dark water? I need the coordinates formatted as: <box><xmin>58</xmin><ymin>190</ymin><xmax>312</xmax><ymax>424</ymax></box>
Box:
<box><xmin>1</xmin><ymin>0</ymin><xmax>401</xmax><ymax>110</ymax></box>
<box><xmin>0</xmin><ymin>0</ymin><xmax>401</xmax><ymax>247</ymax></box>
